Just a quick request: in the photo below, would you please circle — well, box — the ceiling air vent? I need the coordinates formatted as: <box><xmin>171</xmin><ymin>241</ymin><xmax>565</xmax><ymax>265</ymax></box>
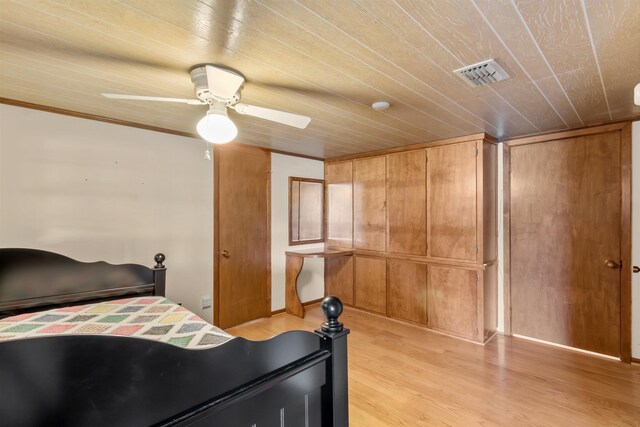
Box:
<box><xmin>453</xmin><ymin>59</ymin><xmax>509</xmax><ymax>87</ymax></box>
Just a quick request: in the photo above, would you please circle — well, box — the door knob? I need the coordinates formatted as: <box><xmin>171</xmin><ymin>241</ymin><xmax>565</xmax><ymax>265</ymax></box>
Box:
<box><xmin>604</xmin><ymin>259</ymin><xmax>619</xmax><ymax>269</ymax></box>
<box><xmin>222</xmin><ymin>250</ymin><xmax>230</xmax><ymax>258</ymax></box>
<box><xmin>634</xmin><ymin>266</ymin><xmax>640</xmax><ymax>273</ymax></box>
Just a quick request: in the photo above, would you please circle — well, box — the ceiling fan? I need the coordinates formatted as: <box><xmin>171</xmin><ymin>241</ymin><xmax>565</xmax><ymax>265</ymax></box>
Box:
<box><xmin>102</xmin><ymin>64</ymin><xmax>311</xmax><ymax>144</ymax></box>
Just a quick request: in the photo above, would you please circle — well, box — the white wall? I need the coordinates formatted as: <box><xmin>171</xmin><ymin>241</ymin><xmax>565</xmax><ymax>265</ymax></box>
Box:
<box><xmin>271</xmin><ymin>153</ymin><xmax>325</xmax><ymax>311</ymax></box>
<box><xmin>632</xmin><ymin>121</ymin><xmax>640</xmax><ymax>359</ymax></box>
<box><xmin>0</xmin><ymin>104</ymin><xmax>215</xmax><ymax>322</ymax></box>
<box><xmin>497</xmin><ymin>145</ymin><xmax>505</xmax><ymax>333</ymax></box>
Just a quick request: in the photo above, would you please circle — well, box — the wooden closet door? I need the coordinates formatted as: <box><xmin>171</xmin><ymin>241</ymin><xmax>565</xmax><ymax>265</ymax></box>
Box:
<box><xmin>354</xmin><ymin>157</ymin><xmax>386</xmax><ymax>251</ymax></box>
<box><xmin>510</xmin><ymin>132</ymin><xmax>621</xmax><ymax>357</ymax></box>
<box><xmin>215</xmin><ymin>146</ymin><xmax>270</xmax><ymax>329</ymax></box>
<box><xmin>427</xmin><ymin>142</ymin><xmax>477</xmax><ymax>261</ymax></box>
<box><xmin>387</xmin><ymin>150</ymin><xmax>427</xmax><ymax>255</ymax></box>
<box><xmin>325</xmin><ymin>161</ymin><xmax>353</xmax><ymax>248</ymax></box>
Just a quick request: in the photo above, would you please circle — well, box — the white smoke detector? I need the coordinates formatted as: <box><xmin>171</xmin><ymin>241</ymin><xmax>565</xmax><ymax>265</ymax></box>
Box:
<box><xmin>372</xmin><ymin>101</ymin><xmax>390</xmax><ymax>111</ymax></box>
<box><xmin>454</xmin><ymin>59</ymin><xmax>510</xmax><ymax>87</ymax></box>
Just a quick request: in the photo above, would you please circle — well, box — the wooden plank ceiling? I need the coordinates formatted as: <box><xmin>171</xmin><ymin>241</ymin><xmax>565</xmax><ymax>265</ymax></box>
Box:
<box><xmin>1</xmin><ymin>0</ymin><xmax>638</xmax><ymax>158</ymax></box>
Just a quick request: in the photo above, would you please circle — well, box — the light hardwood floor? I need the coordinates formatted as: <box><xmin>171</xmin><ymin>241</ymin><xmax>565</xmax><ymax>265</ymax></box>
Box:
<box><xmin>228</xmin><ymin>304</ymin><xmax>640</xmax><ymax>426</ymax></box>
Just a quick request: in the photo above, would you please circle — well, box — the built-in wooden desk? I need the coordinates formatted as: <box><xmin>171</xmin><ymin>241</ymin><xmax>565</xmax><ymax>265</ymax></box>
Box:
<box><xmin>285</xmin><ymin>249</ymin><xmax>353</xmax><ymax>318</ymax></box>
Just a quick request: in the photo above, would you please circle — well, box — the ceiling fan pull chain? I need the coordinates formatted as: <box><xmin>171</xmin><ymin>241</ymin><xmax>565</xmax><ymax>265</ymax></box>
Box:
<box><xmin>203</xmin><ymin>139</ymin><xmax>212</xmax><ymax>161</ymax></box>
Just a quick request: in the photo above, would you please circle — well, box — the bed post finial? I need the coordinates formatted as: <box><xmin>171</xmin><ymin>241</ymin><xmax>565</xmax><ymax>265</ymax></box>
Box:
<box><xmin>153</xmin><ymin>254</ymin><xmax>166</xmax><ymax>297</ymax></box>
<box><xmin>154</xmin><ymin>253</ymin><xmax>165</xmax><ymax>268</ymax></box>
<box><xmin>316</xmin><ymin>295</ymin><xmax>349</xmax><ymax>426</ymax></box>
<box><xmin>320</xmin><ymin>296</ymin><xmax>343</xmax><ymax>333</ymax></box>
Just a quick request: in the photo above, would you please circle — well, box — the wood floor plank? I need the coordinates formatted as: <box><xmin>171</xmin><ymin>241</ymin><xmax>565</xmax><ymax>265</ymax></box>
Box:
<box><xmin>227</xmin><ymin>305</ymin><xmax>640</xmax><ymax>426</ymax></box>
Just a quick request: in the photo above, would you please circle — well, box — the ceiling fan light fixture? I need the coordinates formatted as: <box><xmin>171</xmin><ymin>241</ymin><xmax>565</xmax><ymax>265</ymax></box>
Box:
<box><xmin>197</xmin><ymin>103</ymin><xmax>238</xmax><ymax>144</ymax></box>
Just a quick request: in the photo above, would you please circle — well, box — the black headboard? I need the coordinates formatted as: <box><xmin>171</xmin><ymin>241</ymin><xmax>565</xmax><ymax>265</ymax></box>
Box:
<box><xmin>0</xmin><ymin>248</ymin><xmax>166</xmax><ymax>317</ymax></box>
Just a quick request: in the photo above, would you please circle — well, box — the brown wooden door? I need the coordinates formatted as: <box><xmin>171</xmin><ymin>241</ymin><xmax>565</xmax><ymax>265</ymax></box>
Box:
<box><xmin>510</xmin><ymin>132</ymin><xmax>621</xmax><ymax>357</ymax></box>
<box><xmin>387</xmin><ymin>150</ymin><xmax>427</xmax><ymax>255</ymax></box>
<box><xmin>427</xmin><ymin>142</ymin><xmax>478</xmax><ymax>261</ymax></box>
<box><xmin>354</xmin><ymin>157</ymin><xmax>386</xmax><ymax>251</ymax></box>
<box><xmin>215</xmin><ymin>146</ymin><xmax>270</xmax><ymax>329</ymax></box>
<box><xmin>325</xmin><ymin>161</ymin><xmax>353</xmax><ymax>249</ymax></box>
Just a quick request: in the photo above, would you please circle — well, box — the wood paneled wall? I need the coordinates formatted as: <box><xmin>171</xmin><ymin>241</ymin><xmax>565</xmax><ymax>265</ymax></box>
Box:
<box><xmin>324</xmin><ymin>133</ymin><xmax>498</xmax><ymax>343</ymax></box>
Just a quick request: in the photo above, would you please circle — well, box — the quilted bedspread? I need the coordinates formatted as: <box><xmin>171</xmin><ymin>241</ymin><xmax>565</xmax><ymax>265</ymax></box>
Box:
<box><xmin>0</xmin><ymin>296</ymin><xmax>233</xmax><ymax>349</ymax></box>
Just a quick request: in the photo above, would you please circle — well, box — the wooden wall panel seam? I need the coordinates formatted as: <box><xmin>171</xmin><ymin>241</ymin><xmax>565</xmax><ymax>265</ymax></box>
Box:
<box><xmin>503</xmin><ymin>144</ymin><xmax>513</xmax><ymax>336</ymax></box>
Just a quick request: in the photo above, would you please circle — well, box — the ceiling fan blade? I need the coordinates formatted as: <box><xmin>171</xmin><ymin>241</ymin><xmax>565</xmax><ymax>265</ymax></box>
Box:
<box><xmin>205</xmin><ymin>65</ymin><xmax>245</xmax><ymax>99</ymax></box>
<box><xmin>102</xmin><ymin>93</ymin><xmax>205</xmax><ymax>105</ymax></box>
<box><xmin>233</xmin><ymin>103</ymin><xmax>311</xmax><ymax>129</ymax></box>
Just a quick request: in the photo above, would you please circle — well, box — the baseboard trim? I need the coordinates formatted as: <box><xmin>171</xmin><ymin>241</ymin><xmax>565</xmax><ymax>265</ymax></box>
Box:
<box><xmin>271</xmin><ymin>297</ymin><xmax>324</xmax><ymax>315</ymax></box>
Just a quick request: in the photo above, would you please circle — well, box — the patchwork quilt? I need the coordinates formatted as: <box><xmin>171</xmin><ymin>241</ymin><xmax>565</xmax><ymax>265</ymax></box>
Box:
<box><xmin>0</xmin><ymin>296</ymin><xmax>233</xmax><ymax>349</ymax></box>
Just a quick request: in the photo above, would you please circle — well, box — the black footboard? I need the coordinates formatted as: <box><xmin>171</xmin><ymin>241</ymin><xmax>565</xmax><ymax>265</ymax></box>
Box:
<box><xmin>0</xmin><ymin>297</ymin><xmax>349</xmax><ymax>427</ymax></box>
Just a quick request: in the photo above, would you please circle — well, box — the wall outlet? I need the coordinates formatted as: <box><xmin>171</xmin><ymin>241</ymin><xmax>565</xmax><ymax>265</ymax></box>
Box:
<box><xmin>201</xmin><ymin>295</ymin><xmax>212</xmax><ymax>309</ymax></box>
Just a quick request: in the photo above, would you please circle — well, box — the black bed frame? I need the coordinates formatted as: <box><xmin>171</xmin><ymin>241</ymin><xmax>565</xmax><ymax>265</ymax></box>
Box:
<box><xmin>0</xmin><ymin>249</ymin><xmax>349</xmax><ymax>427</ymax></box>
<box><xmin>0</xmin><ymin>248</ymin><xmax>167</xmax><ymax>317</ymax></box>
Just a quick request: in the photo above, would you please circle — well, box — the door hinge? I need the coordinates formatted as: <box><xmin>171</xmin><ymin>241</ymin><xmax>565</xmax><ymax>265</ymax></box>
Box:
<box><xmin>476</xmin><ymin>148</ymin><xmax>479</xmax><ymax>156</ymax></box>
<box><xmin>477</xmin><ymin>271</ymin><xmax>480</xmax><ymax>282</ymax></box>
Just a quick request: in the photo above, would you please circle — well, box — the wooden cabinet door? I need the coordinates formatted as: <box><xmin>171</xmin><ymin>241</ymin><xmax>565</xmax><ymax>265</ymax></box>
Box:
<box><xmin>354</xmin><ymin>157</ymin><xmax>386</xmax><ymax>251</ymax></box>
<box><xmin>427</xmin><ymin>265</ymin><xmax>478</xmax><ymax>340</ymax></box>
<box><xmin>387</xmin><ymin>150</ymin><xmax>427</xmax><ymax>255</ymax></box>
<box><xmin>388</xmin><ymin>260</ymin><xmax>427</xmax><ymax>324</ymax></box>
<box><xmin>325</xmin><ymin>256</ymin><xmax>354</xmax><ymax>305</ymax></box>
<box><xmin>354</xmin><ymin>256</ymin><xmax>386</xmax><ymax>314</ymax></box>
<box><xmin>325</xmin><ymin>161</ymin><xmax>353</xmax><ymax>248</ymax></box>
<box><xmin>427</xmin><ymin>141</ymin><xmax>477</xmax><ymax>261</ymax></box>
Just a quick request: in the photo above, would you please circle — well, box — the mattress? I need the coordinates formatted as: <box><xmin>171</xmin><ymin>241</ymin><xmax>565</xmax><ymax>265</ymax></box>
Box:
<box><xmin>0</xmin><ymin>296</ymin><xmax>233</xmax><ymax>349</ymax></box>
